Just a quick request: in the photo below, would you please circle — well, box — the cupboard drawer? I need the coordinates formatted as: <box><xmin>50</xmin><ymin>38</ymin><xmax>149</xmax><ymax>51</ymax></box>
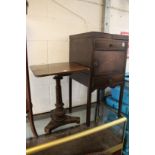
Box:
<box><xmin>95</xmin><ymin>38</ymin><xmax>127</xmax><ymax>51</ymax></box>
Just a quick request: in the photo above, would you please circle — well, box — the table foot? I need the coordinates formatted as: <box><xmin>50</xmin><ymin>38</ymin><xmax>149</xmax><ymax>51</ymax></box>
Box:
<box><xmin>44</xmin><ymin>115</ymin><xmax>80</xmax><ymax>134</ymax></box>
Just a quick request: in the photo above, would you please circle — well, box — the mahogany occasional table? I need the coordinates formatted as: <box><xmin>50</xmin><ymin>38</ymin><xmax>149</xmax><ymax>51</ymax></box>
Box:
<box><xmin>30</xmin><ymin>62</ymin><xmax>90</xmax><ymax>134</ymax></box>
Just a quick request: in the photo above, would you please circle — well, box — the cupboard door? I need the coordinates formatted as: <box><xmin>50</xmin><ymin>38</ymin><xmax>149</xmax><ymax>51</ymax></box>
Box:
<box><xmin>93</xmin><ymin>50</ymin><xmax>126</xmax><ymax>76</ymax></box>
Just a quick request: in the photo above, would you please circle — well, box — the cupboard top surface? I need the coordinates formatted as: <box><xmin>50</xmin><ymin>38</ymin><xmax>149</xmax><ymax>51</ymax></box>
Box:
<box><xmin>69</xmin><ymin>31</ymin><xmax>129</xmax><ymax>41</ymax></box>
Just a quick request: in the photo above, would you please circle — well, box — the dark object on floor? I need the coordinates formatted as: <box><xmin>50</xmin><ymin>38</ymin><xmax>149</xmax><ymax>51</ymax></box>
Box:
<box><xmin>69</xmin><ymin>32</ymin><xmax>129</xmax><ymax>126</ymax></box>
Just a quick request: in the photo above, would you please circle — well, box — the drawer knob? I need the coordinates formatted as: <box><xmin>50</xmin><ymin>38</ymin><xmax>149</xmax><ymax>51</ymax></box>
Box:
<box><xmin>122</xmin><ymin>42</ymin><xmax>125</xmax><ymax>47</ymax></box>
<box><xmin>109</xmin><ymin>44</ymin><xmax>113</xmax><ymax>47</ymax></box>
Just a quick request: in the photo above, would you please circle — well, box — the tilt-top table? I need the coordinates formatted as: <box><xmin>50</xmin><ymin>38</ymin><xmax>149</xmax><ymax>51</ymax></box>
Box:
<box><xmin>30</xmin><ymin>62</ymin><xmax>90</xmax><ymax>134</ymax></box>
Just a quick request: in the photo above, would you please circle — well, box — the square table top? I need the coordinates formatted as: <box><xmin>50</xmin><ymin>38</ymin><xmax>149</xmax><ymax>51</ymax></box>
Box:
<box><xmin>30</xmin><ymin>62</ymin><xmax>90</xmax><ymax>77</ymax></box>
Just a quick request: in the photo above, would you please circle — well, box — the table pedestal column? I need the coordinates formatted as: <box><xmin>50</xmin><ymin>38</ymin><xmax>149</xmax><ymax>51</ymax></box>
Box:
<box><xmin>45</xmin><ymin>75</ymin><xmax>80</xmax><ymax>134</ymax></box>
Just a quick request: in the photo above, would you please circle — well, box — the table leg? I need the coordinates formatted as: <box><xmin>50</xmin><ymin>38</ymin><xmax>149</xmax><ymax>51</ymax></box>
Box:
<box><xmin>45</xmin><ymin>75</ymin><xmax>80</xmax><ymax>134</ymax></box>
<box><xmin>118</xmin><ymin>83</ymin><xmax>125</xmax><ymax>117</ymax></box>
<box><xmin>95</xmin><ymin>89</ymin><xmax>100</xmax><ymax>122</ymax></box>
<box><xmin>86</xmin><ymin>86</ymin><xmax>92</xmax><ymax>127</ymax></box>
<box><xmin>69</xmin><ymin>76</ymin><xmax>72</xmax><ymax>113</ymax></box>
<box><xmin>27</xmin><ymin>109</ymin><xmax>38</xmax><ymax>137</ymax></box>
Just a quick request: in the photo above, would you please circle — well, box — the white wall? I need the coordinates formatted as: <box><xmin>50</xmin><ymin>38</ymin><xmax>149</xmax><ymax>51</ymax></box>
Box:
<box><xmin>27</xmin><ymin>0</ymin><xmax>104</xmax><ymax>114</ymax></box>
<box><xmin>104</xmin><ymin>0</ymin><xmax>129</xmax><ymax>72</ymax></box>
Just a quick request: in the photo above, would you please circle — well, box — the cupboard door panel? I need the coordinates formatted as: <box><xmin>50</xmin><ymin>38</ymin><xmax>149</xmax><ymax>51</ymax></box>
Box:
<box><xmin>93</xmin><ymin>51</ymin><xmax>126</xmax><ymax>76</ymax></box>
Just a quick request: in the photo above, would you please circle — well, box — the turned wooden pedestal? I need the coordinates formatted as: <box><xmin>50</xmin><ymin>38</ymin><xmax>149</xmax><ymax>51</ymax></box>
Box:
<box><xmin>44</xmin><ymin>75</ymin><xmax>80</xmax><ymax>134</ymax></box>
<box><xmin>30</xmin><ymin>62</ymin><xmax>89</xmax><ymax>134</ymax></box>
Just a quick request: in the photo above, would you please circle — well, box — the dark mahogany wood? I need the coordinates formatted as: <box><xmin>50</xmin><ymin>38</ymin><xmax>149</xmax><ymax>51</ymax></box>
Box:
<box><xmin>30</xmin><ymin>62</ymin><xmax>89</xmax><ymax>134</ymax></box>
<box><xmin>30</xmin><ymin>62</ymin><xmax>89</xmax><ymax>77</ymax></box>
<box><xmin>44</xmin><ymin>75</ymin><xmax>80</xmax><ymax>134</ymax></box>
<box><xmin>118</xmin><ymin>83</ymin><xmax>125</xmax><ymax>117</ymax></box>
<box><xmin>112</xmin><ymin>150</ymin><xmax>122</xmax><ymax>155</ymax></box>
<box><xmin>94</xmin><ymin>89</ymin><xmax>101</xmax><ymax>122</ymax></box>
<box><xmin>69</xmin><ymin>76</ymin><xmax>72</xmax><ymax>113</ymax></box>
<box><xmin>69</xmin><ymin>32</ymin><xmax>128</xmax><ymax>126</ymax></box>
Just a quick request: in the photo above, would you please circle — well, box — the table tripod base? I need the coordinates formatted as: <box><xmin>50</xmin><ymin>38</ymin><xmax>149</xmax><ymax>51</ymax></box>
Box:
<box><xmin>45</xmin><ymin>115</ymin><xmax>80</xmax><ymax>134</ymax></box>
